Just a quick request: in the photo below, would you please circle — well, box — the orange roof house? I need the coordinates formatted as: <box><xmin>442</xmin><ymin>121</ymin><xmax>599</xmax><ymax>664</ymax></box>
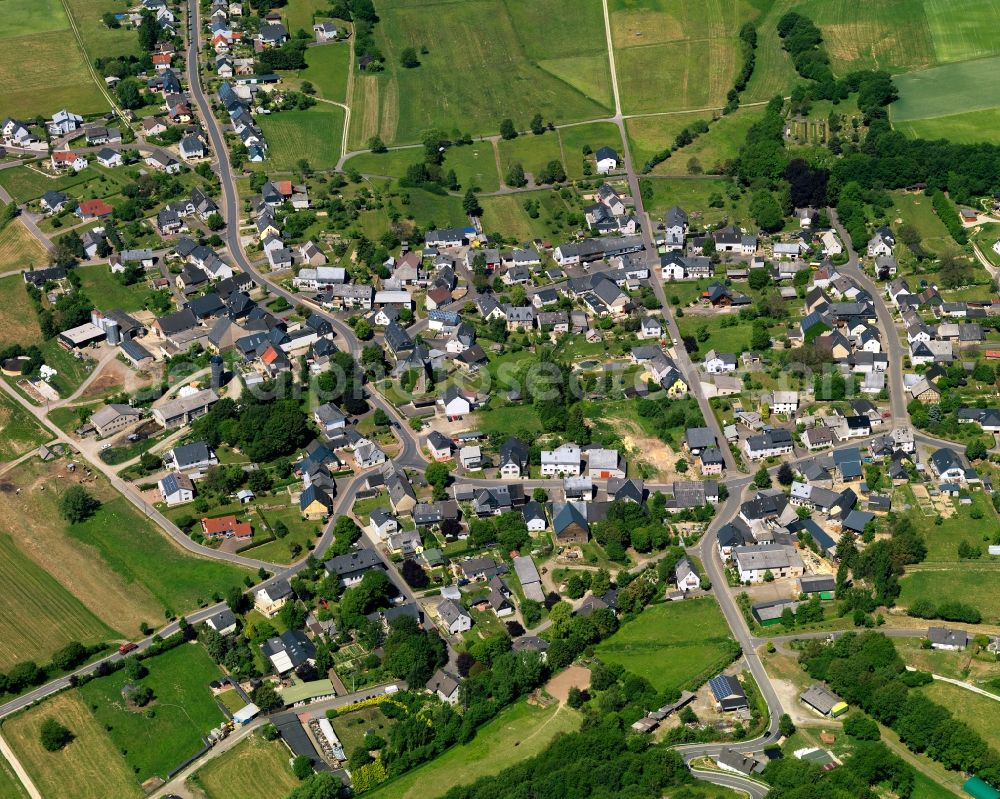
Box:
<box><xmin>201</xmin><ymin>515</ymin><xmax>252</xmax><ymax>540</ymax></box>
<box><xmin>77</xmin><ymin>199</ymin><xmax>114</xmax><ymax>219</ymax></box>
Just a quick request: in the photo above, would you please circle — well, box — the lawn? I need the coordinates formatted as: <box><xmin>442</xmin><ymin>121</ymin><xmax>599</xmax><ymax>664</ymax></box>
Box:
<box><xmin>365</xmin><ymin>700</ymin><xmax>581</xmax><ymax>799</ymax></box>
<box><xmin>898</xmin><ymin>568</ymin><xmax>1000</xmax><ymax>625</ymax></box>
<box><xmin>559</xmin><ymin>122</ymin><xmax>623</xmax><ymax>180</ymax></box>
<box><xmin>0</xmin><ymin>219</ymin><xmax>49</xmax><ymax>275</ymax></box>
<box><xmin>2</xmin><ymin>691</ymin><xmax>142</xmax><ymax>799</ymax></box>
<box><xmin>35</xmin><ymin>339</ymin><xmax>97</xmax><ymax>399</ymax></box>
<box><xmin>394</xmin><ymin>186</ymin><xmax>468</xmax><ymax>230</ymax></box>
<box><xmin>297</xmin><ymin>43</ymin><xmax>351</xmax><ymax>103</ymax></box>
<box><xmin>238</xmin><ymin>505</ymin><xmax>322</xmax><ymax>565</ymax></box>
<box><xmin>191</xmin><ymin>734</ymin><xmax>299</xmax><ymax>799</ymax></box>
<box><xmin>0</xmin><ymin>390</ymin><xmax>49</xmax><ymax>460</ymax></box>
<box><xmin>0</xmin><ymin>0</ymin><xmax>107</xmax><ymax>119</ymax></box>
<box><xmin>75</xmin><ymin>263</ymin><xmax>155</xmax><ymax>313</ymax></box>
<box><xmin>889</xmin><ymin>191</ymin><xmax>954</xmax><ymax>254</ymax></box>
<box><xmin>910</xmin><ymin>770</ymin><xmax>959</xmax><ymax>799</ymax></box>
<box><xmin>79</xmin><ymin>643</ymin><xmax>225</xmax><ymax>783</ymax></box>
<box><xmin>0</xmin><ymin>533</ymin><xmax>115</xmax><ymax>671</ymax></box>
<box><xmin>0</xmin><ymin>165</ymin><xmax>96</xmax><ymax>204</ymax></box>
<box><xmin>895</xmin><ymin>484</ymin><xmax>1000</xmax><ymax>562</ymax></box>
<box><xmin>257</xmin><ymin>105</ymin><xmax>345</xmax><ymax>171</ymax></box>
<box><xmin>347</xmin><ymin>0</ymin><xmax>610</xmax><ymax>149</ymax></box>
<box><xmin>0</xmin><ymin>275</ymin><xmax>43</xmax><ymax>346</ymax></box>
<box><xmin>328</xmin><ymin>705</ymin><xmax>395</xmax><ymax>756</ymax></box>
<box><xmin>641</xmin><ymin>177</ymin><xmax>750</xmax><ymax>227</ymax></box>
<box><xmin>0</xmin><ymin>459</ymin><xmax>249</xmax><ymax>638</ymax></box>
<box><xmin>475</xmin><ymin>400</ymin><xmax>544</xmax><ymax>438</ymax></box>
<box><xmin>677</xmin><ymin>313</ymin><xmax>754</xmax><ymax>358</ymax></box>
<box><xmin>919</xmin><ymin>681</ymin><xmax>1000</xmax><ymax>750</ymax></box>
<box><xmin>595</xmin><ymin>597</ymin><xmax>737</xmax><ymax>693</ymax></box>
<box><xmin>283</xmin><ymin>0</ymin><xmax>337</xmax><ymax>33</ymax></box>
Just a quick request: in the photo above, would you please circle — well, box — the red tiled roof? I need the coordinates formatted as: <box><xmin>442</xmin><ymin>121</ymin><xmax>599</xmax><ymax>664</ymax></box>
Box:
<box><xmin>261</xmin><ymin>345</ymin><xmax>280</xmax><ymax>365</ymax></box>
<box><xmin>78</xmin><ymin>199</ymin><xmax>113</xmax><ymax>217</ymax></box>
<box><xmin>201</xmin><ymin>515</ymin><xmax>252</xmax><ymax>538</ymax></box>
<box><xmin>276</xmin><ymin>180</ymin><xmax>293</xmax><ymax>196</ymax></box>
<box><xmin>52</xmin><ymin>151</ymin><xmax>79</xmax><ymax>162</ymax></box>
<box><xmin>152</xmin><ymin>53</ymin><xmax>172</xmax><ymax>64</ymax></box>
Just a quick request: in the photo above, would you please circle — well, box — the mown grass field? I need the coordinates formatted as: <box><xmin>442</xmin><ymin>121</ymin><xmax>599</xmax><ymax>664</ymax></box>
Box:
<box><xmin>659</xmin><ymin>107</ymin><xmax>764</xmax><ymax>176</ymax></box>
<box><xmin>892</xmin><ymin>56</ymin><xmax>1000</xmax><ymax>123</ymax></box>
<box><xmin>345</xmin><ymin>142</ymin><xmax>500</xmax><ymax>191</ymax></box>
<box><xmin>258</xmin><ymin>106</ymin><xmax>345</xmax><ymax>171</ymax></box>
<box><xmin>80</xmin><ymin>643</ymin><xmax>224</xmax><ymax>783</ymax></box>
<box><xmin>0</xmin><ymin>534</ymin><xmax>115</xmax><ymax>671</ymax></box>
<box><xmin>298</xmin><ymin>43</ymin><xmax>351</xmax><ymax>103</ymax></box>
<box><xmin>365</xmin><ymin>700</ymin><xmax>581</xmax><ymax>799</ymax></box>
<box><xmin>64</xmin><ymin>0</ymin><xmax>140</xmax><ymax>59</ymax></box>
<box><xmin>355</xmin><ymin>184</ymin><xmax>468</xmax><ymax>239</ymax></box>
<box><xmin>0</xmin><ymin>0</ymin><xmax>107</xmax><ymax>118</ymax></box>
<box><xmin>677</xmin><ymin>312</ymin><xmax>754</xmax><ymax>355</ymax></box>
<box><xmin>75</xmin><ymin>263</ymin><xmax>155</xmax><ymax>313</ymax></box>
<box><xmin>0</xmin><ymin>459</ymin><xmax>249</xmax><ymax>638</ymax></box>
<box><xmin>0</xmin><ymin>754</ymin><xmax>29</xmax><ymax>799</ymax></box>
<box><xmin>497</xmin><ymin>133</ymin><xmax>565</xmax><ymax>184</ymax></box>
<box><xmin>625</xmin><ymin>112</ymin><xmax>712</xmax><ymax>174</ymax></box>
<box><xmin>0</xmin><ymin>165</ymin><xmax>97</xmax><ymax>204</ymax></box>
<box><xmin>283</xmin><ymin>0</ymin><xmax>335</xmax><ymax>32</ymax></box>
<box><xmin>888</xmin><ymin>192</ymin><xmax>953</xmax><ymax>254</ymax></box>
<box><xmin>3</xmin><ymin>691</ymin><xmax>142</xmax><ymax>799</ymax></box>
<box><xmin>595</xmin><ymin>597</ymin><xmax>736</xmax><ymax>693</ymax></box>
<box><xmin>329</xmin><ymin>705</ymin><xmax>395</xmax><ymax>756</ymax></box>
<box><xmin>894</xmin><ymin>107</ymin><xmax>1000</xmax><ymax>145</ymax></box>
<box><xmin>479</xmin><ymin>194</ymin><xmax>552</xmax><ymax>243</ymax></box>
<box><xmin>559</xmin><ymin>122</ymin><xmax>622</xmax><ymax>180</ymax></box>
<box><xmin>641</xmin><ymin>176</ymin><xmax>751</xmax><ymax>226</ymax></box>
<box><xmin>191</xmin><ymin>734</ymin><xmax>298</xmax><ymax>799</ymax></box>
<box><xmin>609</xmin><ymin>0</ymin><xmax>749</xmax><ymax>114</ymax></box>
<box><xmin>0</xmin><ymin>275</ymin><xmax>43</xmax><ymax>347</ymax></box>
<box><xmin>919</xmin><ymin>681</ymin><xmax>1000</xmax><ymax>750</ymax></box>
<box><xmin>0</xmin><ymin>391</ymin><xmax>49</xmax><ymax>460</ymax></box>
<box><xmin>896</xmin><ymin>485</ymin><xmax>1000</xmax><ymax>562</ymax></box>
<box><xmin>898</xmin><ymin>568</ymin><xmax>1000</xmax><ymax>625</ymax></box>
<box><xmin>347</xmin><ymin>0</ymin><xmax>611</xmax><ymax>148</ymax></box>
<box><xmin>0</xmin><ymin>220</ymin><xmax>49</xmax><ymax>279</ymax></box>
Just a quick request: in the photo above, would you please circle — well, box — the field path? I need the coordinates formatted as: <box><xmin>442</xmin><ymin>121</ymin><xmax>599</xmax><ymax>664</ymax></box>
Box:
<box><xmin>0</xmin><ymin>733</ymin><xmax>42</xmax><ymax>799</ymax></box>
<box><xmin>601</xmin><ymin>0</ymin><xmax>622</xmax><ymax>119</ymax></box>
<box><xmin>56</xmin><ymin>0</ymin><xmax>122</xmax><ymax>124</ymax></box>
<box><xmin>905</xmin><ymin>667</ymin><xmax>1000</xmax><ymax>703</ymax></box>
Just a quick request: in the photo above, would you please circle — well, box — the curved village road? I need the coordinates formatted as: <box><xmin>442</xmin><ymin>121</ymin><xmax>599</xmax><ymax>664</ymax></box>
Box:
<box><xmin>183</xmin><ymin>1</ymin><xmax>425</xmax><ymax>473</ymax></box>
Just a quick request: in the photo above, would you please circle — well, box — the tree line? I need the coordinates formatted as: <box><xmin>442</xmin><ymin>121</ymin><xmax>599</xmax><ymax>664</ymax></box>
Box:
<box><xmin>800</xmin><ymin>631</ymin><xmax>1000</xmax><ymax>787</ymax></box>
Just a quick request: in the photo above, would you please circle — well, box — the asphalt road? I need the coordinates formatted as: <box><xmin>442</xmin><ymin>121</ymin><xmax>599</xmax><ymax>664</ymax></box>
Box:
<box><xmin>827</xmin><ymin>207</ymin><xmax>910</xmax><ymax>426</ymax></box>
<box><xmin>183</xmin><ymin>2</ymin><xmax>425</xmax><ymax>471</ymax></box>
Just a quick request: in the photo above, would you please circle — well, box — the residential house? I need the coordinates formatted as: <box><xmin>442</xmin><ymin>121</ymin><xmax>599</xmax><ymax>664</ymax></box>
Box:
<box><xmin>541</xmin><ymin>443</ymin><xmax>581</xmax><ymax>476</ymax></box>
<box><xmin>253</xmin><ymin>579</ymin><xmax>293</xmax><ymax>619</ymax></box>
<box><xmin>437</xmin><ymin>599</ymin><xmax>472</xmax><ymax>635</ymax></box>
<box><xmin>595</xmin><ymin>146</ymin><xmax>618</xmax><ymax>174</ymax></box>
<box><xmin>158</xmin><ymin>472</ymin><xmax>195</xmax><ymax>506</ymax></box>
